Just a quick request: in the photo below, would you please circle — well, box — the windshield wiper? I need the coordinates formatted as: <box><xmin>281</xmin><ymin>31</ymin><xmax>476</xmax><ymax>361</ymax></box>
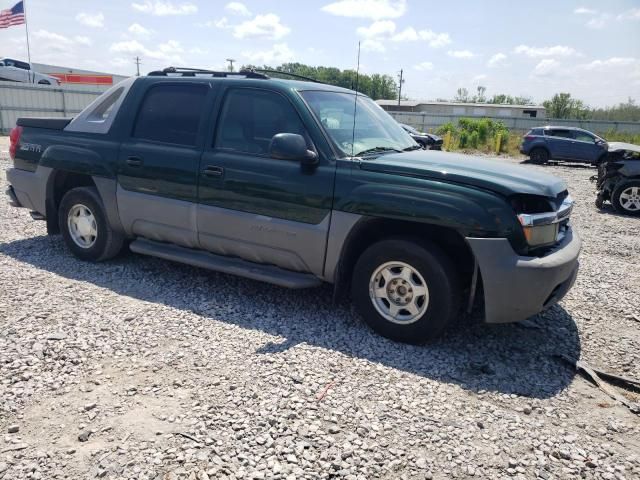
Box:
<box><xmin>403</xmin><ymin>144</ymin><xmax>422</xmax><ymax>151</ymax></box>
<box><xmin>355</xmin><ymin>146</ymin><xmax>402</xmax><ymax>157</ymax></box>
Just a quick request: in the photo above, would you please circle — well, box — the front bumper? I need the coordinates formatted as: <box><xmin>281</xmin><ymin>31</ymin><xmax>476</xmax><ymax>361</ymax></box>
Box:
<box><xmin>466</xmin><ymin>228</ymin><xmax>581</xmax><ymax>324</ymax></box>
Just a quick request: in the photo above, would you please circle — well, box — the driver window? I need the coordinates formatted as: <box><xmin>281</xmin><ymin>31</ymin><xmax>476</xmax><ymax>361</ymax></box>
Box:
<box><xmin>215</xmin><ymin>88</ymin><xmax>309</xmax><ymax>155</ymax></box>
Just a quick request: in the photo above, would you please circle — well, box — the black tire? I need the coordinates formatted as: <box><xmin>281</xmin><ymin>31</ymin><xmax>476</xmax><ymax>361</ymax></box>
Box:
<box><xmin>595</xmin><ymin>194</ymin><xmax>605</xmax><ymax>210</ymax></box>
<box><xmin>529</xmin><ymin>148</ymin><xmax>549</xmax><ymax>164</ymax></box>
<box><xmin>351</xmin><ymin>237</ymin><xmax>461</xmax><ymax>343</ymax></box>
<box><xmin>611</xmin><ymin>180</ymin><xmax>640</xmax><ymax>216</ymax></box>
<box><xmin>58</xmin><ymin>186</ymin><xmax>125</xmax><ymax>261</ymax></box>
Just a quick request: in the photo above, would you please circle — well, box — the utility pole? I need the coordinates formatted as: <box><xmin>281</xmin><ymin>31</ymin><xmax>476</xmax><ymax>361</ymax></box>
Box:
<box><xmin>226</xmin><ymin>58</ymin><xmax>236</xmax><ymax>72</ymax></box>
<box><xmin>134</xmin><ymin>56</ymin><xmax>141</xmax><ymax>76</ymax></box>
<box><xmin>397</xmin><ymin>69</ymin><xmax>405</xmax><ymax>106</ymax></box>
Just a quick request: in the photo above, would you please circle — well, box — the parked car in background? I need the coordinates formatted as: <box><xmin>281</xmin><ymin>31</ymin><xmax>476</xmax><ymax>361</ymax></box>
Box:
<box><xmin>400</xmin><ymin>123</ymin><xmax>443</xmax><ymax>150</ymax></box>
<box><xmin>0</xmin><ymin>58</ymin><xmax>60</xmax><ymax>85</ymax></box>
<box><xmin>594</xmin><ymin>142</ymin><xmax>640</xmax><ymax>216</ymax></box>
<box><xmin>520</xmin><ymin>126</ymin><xmax>608</xmax><ymax>165</ymax></box>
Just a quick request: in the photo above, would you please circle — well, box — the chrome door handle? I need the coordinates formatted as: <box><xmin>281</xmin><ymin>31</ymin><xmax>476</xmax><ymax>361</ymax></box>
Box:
<box><xmin>126</xmin><ymin>156</ymin><xmax>143</xmax><ymax>167</ymax></box>
<box><xmin>203</xmin><ymin>165</ymin><xmax>224</xmax><ymax>177</ymax></box>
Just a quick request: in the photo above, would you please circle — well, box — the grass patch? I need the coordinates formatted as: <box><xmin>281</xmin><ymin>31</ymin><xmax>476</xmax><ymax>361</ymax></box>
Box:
<box><xmin>436</xmin><ymin>119</ymin><xmax>640</xmax><ymax>157</ymax></box>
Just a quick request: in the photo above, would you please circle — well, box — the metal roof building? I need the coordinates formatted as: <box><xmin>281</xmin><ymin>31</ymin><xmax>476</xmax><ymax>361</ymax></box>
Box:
<box><xmin>377</xmin><ymin>100</ymin><xmax>546</xmax><ymax>119</ymax></box>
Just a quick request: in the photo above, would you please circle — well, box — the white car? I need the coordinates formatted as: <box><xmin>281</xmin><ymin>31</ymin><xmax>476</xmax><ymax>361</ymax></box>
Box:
<box><xmin>0</xmin><ymin>58</ymin><xmax>60</xmax><ymax>85</ymax></box>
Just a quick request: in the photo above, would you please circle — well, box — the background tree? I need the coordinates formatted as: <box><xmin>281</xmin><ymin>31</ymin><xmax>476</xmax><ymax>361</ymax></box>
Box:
<box><xmin>454</xmin><ymin>87</ymin><xmax>470</xmax><ymax>102</ymax></box>
<box><xmin>542</xmin><ymin>93</ymin><xmax>589</xmax><ymax>119</ymax></box>
<box><xmin>588</xmin><ymin>98</ymin><xmax>640</xmax><ymax>122</ymax></box>
<box><xmin>476</xmin><ymin>86</ymin><xmax>486</xmax><ymax>103</ymax></box>
<box><xmin>487</xmin><ymin>94</ymin><xmax>533</xmax><ymax>105</ymax></box>
<box><xmin>241</xmin><ymin>62</ymin><xmax>397</xmax><ymax>100</ymax></box>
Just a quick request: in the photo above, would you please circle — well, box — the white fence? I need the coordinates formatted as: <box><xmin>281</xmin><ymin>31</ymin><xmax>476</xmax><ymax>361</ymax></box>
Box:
<box><xmin>387</xmin><ymin>111</ymin><xmax>640</xmax><ymax>135</ymax></box>
<box><xmin>0</xmin><ymin>82</ymin><xmax>109</xmax><ymax>134</ymax></box>
<box><xmin>2</xmin><ymin>82</ymin><xmax>640</xmax><ymax>137</ymax></box>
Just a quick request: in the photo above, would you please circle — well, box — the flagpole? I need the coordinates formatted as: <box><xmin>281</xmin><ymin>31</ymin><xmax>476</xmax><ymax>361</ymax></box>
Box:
<box><xmin>22</xmin><ymin>0</ymin><xmax>32</xmax><ymax>80</ymax></box>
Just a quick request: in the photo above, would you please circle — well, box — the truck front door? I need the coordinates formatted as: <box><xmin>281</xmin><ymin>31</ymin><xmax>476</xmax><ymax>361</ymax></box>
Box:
<box><xmin>197</xmin><ymin>87</ymin><xmax>336</xmax><ymax>277</ymax></box>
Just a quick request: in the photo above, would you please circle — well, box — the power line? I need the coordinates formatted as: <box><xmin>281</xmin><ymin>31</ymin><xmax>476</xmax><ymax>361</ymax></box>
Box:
<box><xmin>134</xmin><ymin>56</ymin><xmax>141</xmax><ymax>76</ymax></box>
<box><xmin>226</xmin><ymin>58</ymin><xmax>236</xmax><ymax>72</ymax></box>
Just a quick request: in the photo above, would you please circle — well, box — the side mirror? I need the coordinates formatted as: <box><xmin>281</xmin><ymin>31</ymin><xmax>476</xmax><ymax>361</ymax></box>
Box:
<box><xmin>269</xmin><ymin>133</ymin><xmax>318</xmax><ymax>165</ymax></box>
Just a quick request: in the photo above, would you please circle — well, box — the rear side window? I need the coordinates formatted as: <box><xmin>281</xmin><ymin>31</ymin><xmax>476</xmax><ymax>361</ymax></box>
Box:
<box><xmin>133</xmin><ymin>84</ymin><xmax>209</xmax><ymax>146</ymax></box>
<box><xmin>546</xmin><ymin>129</ymin><xmax>572</xmax><ymax>138</ymax></box>
<box><xmin>86</xmin><ymin>87</ymin><xmax>124</xmax><ymax>123</ymax></box>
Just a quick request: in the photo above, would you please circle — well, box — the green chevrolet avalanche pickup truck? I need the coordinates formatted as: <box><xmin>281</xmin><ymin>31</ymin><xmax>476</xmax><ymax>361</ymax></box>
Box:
<box><xmin>5</xmin><ymin>68</ymin><xmax>580</xmax><ymax>343</ymax></box>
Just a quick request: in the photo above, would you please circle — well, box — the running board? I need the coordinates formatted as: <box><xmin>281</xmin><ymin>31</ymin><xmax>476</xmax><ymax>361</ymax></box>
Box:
<box><xmin>129</xmin><ymin>238</ymin><xmax>323</xmax><ymax>289</ymax></box>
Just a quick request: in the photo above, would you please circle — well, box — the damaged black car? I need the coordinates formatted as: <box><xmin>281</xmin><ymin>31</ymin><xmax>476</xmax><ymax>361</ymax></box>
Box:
<box><xmin>594</xmin><ymin>142</ymin><xmax>640</xmax><ymax>216</ymax></box>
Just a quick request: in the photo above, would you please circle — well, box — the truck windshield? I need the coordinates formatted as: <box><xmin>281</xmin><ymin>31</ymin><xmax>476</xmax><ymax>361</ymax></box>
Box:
<box><xmin>300</xmin><ymin>91</ymin><xmax>417</xmax><ymax>157</ymax></box>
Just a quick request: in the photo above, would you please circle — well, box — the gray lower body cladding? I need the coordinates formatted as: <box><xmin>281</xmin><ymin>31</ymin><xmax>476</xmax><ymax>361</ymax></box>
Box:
<box><xmin>5</xmin><ymin>166</ymin><xmax>52</xmax><ymax>215</ymax></box>
<box><xmin>467</xmin><ymin>229</ymin><xmax>581</xmax><ymax>324</ymax></box>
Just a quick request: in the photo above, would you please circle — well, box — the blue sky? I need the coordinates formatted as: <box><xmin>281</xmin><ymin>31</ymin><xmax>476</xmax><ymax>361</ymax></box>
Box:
<box><xmin>1</xmin><ymin>0</ymin><xmax>639</xmax><ymax>106</ymax></box>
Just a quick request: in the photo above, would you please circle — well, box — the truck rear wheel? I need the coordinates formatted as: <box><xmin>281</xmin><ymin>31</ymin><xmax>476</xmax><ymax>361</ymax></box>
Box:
<box><xmin>58</xmin><ymin>187</ymin><xmax>125</xmax><ymax>261</ymax></box>
<box><xmin>351</xmin><ymin>238</ymin><xmax>460</xmax><ymax>343</ymax></box>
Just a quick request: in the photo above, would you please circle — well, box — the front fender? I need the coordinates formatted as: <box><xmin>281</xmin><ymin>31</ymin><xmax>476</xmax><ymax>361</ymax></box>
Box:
<box><xmin>335</xmin><ymin>171</ymin><xmax>521</xmax><ymax>240</ymax></box>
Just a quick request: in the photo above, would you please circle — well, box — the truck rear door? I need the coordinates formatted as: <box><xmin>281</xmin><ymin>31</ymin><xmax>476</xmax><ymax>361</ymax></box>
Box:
<box><xmin>116</xmin><ymin>82</ymin><xmax>213</xmax><ymax>248</ymax></box>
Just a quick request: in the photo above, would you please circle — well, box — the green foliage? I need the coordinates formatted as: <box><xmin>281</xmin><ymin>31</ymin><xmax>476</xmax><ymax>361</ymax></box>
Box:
<box><xmin>543</xmin><ymin>93</ymin><xmax>589</xmax><ymax>119</ymax></box>
<box><xmin>435</xmin><ymin>121</ymin><xmax>457</xmax><ymax>136</ymax></box>
<box><xmin>468</xmin><ymin>131</ymin><xmax>480</xmax><ymax>149</ymax></box>
<box><xmin>589</xmin><ymin>98</ymin><xmax>640</xmax><ymax>122</ymax></box>
<box><xmin>487</xmin><ymin>94</ymin><xmax>534</xmax><ymax>105</ymax></box>
<box><xmin>241</xmin><ymin>62</ymin><xmax>397</xmax><ymax>100</ymax></box>
<box><xmin>443</xmin><ymin>117</ymin><xmax>511</xmax><ymax>154</ymax></box>
<box><xmin>600</xmin><ymin>130</ymin><xmax>640</xmax><ymax>144</ymax></box>
<box><xmin>459</xmin><ymin>131</ymin><xmax>469</xmax><ymax>148</ymax></box>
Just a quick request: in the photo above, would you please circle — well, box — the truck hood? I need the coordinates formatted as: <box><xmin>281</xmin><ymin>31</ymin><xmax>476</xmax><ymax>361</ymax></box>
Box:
<box><xmin>359</xmin><ymin>150</ymin><xmax>567</xmax><ymax>198</ymax></box>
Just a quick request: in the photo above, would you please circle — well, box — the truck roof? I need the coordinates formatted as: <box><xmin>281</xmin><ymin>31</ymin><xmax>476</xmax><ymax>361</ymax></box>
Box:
<box><xmin>142</xmin><ymin>67</ymin><xmax>358</xmax><ymax>95</ymax></box>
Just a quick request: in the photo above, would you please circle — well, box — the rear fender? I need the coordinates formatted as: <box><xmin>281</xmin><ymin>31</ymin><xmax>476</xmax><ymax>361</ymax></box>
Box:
<box><xmin>40</xmin><ymin>145</ymin><xmax>115</xmax><ymax>178</ymax></box>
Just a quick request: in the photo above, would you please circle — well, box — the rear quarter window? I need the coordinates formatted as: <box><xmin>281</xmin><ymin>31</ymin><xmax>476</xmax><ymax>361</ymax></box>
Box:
<box><xmin>133</xmin><ymin>83</ymin><xmax>209</xmax><ymax>146</ymax></box>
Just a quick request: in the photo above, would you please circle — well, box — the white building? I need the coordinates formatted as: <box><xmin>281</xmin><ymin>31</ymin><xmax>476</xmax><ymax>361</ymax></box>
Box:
<box><xmin>377</xmin><ymin>100</ymin><xmax>546</xmax><ymax>119</ymax></box>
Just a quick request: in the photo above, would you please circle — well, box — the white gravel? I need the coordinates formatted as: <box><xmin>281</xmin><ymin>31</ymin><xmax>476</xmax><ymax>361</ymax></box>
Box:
<box><xmin>1</xmin><ymin>137</ymin><xmax>639</xmax><ymax>480</ymax></box>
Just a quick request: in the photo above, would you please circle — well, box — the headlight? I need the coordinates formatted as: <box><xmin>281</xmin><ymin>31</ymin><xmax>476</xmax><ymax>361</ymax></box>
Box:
<box><xmin>512</xmin><ymin>194</ymin><xmax>574</xmax><ymax>249</ymax></box>
<box><xmin>517</xmin><ymin>214</ymin><xmax>560</xmax><ymax>247</ymax></box>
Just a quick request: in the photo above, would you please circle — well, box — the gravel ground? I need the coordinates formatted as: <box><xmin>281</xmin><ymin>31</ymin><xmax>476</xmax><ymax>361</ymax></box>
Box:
<box><xmin>0</xmin><ymin>135</ymin><xmax>639</xmax><ymax>480</ymax></box>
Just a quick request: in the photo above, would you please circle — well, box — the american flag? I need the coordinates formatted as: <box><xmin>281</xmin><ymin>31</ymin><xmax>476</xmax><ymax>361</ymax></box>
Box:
<box><xmin>0</xmin><ymin>1</ymin><xmax>25</xmax><ymax>29</ymax></box>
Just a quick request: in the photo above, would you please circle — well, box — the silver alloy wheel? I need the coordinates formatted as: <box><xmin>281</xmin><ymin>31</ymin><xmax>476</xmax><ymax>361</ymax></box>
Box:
<box><xmin>67</xmin><ymin>204</ymin><xmax>98</xmax><ymax>248</ymax></box>
<box><xmin>619</xmin><ymin>186</ymin><xmax>640</xmax><ymax>212</ymax></box>
<box><xmin>369</xmin><ymin>261</ymin><xmax>430</xmax><ymax>324</ymax></box>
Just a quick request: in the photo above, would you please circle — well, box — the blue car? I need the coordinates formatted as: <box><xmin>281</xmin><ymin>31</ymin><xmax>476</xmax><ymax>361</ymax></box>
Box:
<box><xmin>520</xmin><ymin>126</ymin><xmax>608</xmax><ymax>165</ymax></box>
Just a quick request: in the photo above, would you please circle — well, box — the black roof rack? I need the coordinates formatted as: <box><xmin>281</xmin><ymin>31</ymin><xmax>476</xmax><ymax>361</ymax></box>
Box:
<box><xmin>253</xmin><ymin>69</ymin><xmax>326</xmax><ymax>84</ymax></box>
<box><xmin>147</xmin><ymin>67</ymin><xmax>327</xmax><ymax>84</ymax></box>
<box><xmin>147</xmin><ymin>66</ymin><xmax>269</xmax><ymax>79</ymax></box>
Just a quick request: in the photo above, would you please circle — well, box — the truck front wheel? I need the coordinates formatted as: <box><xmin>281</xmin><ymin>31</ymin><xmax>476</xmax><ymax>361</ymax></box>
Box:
<box><xmin>351</xmin><ymin>238</ymin><xmax>460</xmax><ymax>343</ymax></box>
<box><xmin>58</xmin><ymin>187</ymin><xmax>125</xmax><ymax>261</ymax></box>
